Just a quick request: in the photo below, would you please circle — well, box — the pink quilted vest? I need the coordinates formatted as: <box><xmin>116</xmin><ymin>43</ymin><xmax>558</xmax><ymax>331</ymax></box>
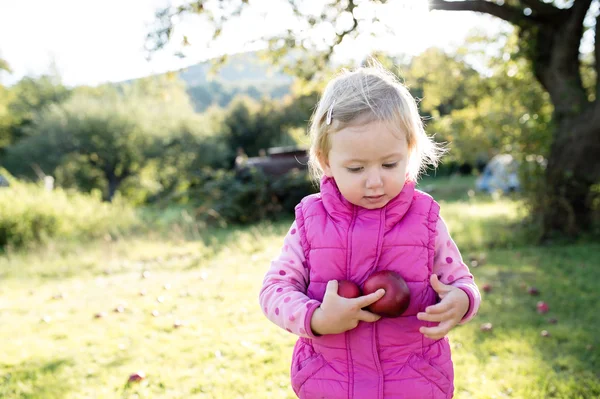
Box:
<box><xmin>291</xmin><ymin>176</ymin><xmax>454</xmax><ymax>399</ymax></box>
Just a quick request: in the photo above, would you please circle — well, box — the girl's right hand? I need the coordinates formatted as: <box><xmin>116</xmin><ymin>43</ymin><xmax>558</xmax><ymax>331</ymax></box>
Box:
<box><xmin>310</xmin><ymin>280</ymin><xmax>386</xmax><ymax>336</ymax></box>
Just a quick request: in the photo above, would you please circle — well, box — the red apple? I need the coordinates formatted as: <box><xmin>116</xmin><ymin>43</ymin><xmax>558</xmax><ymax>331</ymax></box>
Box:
<box><xmin>338</xmin><ymin>280</ymin><xmax>361</xmax><ymax>299</ymax></box>
<box><xmin>528</xmin><ymin>286</ymin><xmax>540</xmax><ymax>296</ymax></box>
<box><xmin>362</xmin><ymin>270</ymin><xmax>410</xmax><ymax>317</ymax></box>
<box><xmin>128</xmin><ymin>371</ymin><xmax>146</xmax><ymax>383</ymax></box>
<box><xmin>537</xmin><ymin>301</ymin><xmax>549</xmax><ymax>314</ymax></box>
<box><xmin>482</xmin><ymin>284</ymin><xmax>492</xmax><ymax>293</ymax></box>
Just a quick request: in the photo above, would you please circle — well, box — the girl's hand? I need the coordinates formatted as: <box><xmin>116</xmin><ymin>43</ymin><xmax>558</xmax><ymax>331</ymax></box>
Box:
<box><xmin>417</xmin><ymin>274</ymin><xmax>470</xmax><ymax>340</ymax></box>
<box><xmin>310</xmin><ymin>280</ymin><xmax>385</xmax><ymax>336</ymax></box>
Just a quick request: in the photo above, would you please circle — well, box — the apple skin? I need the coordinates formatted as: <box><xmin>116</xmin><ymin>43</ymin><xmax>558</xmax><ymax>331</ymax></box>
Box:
<box><xmin>338</xmin><ymin>280</ymin><xmax>362</xmax><ymax>299</ymax></box>
<box><xmin>362</xmin><ymin>270</ymin><xmax>411</xmax><ymax>317</ymax></box>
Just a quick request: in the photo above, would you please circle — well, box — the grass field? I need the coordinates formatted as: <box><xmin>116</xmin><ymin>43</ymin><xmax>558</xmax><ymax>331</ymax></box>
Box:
<box><xmin>1</xmin><ymin>176</ymin><xmax>599</xmax><ymax>398</ymax></box>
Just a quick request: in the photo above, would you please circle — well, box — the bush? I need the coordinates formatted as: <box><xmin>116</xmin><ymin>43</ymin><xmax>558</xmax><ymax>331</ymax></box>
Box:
<box><xmin>197</xmin><ymin>168</ymin><xmax>275</xmax><ymax>224</ymax></box>
<box><xmin>270</xmin><ymin>168</ymin><xmax>319</xmax><ymax>212</ymax></box>
<box><xmin>191</xmin><ymin>167</ymin><xmax>318</xmax><ymax>225</ymax></box>
<box><xmin>0</xmin><ymin>169</ymin><xmax>140</xmax><ymax>249</ymax></box>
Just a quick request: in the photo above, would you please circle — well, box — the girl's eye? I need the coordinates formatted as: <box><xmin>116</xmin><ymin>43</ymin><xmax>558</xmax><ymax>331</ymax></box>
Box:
<box><xmin>346</xmin><ymin>167</ymin><xmax>363</xmax><ymax>173</ymax></box>
<box><xmin>383</xmin><ymin>162</ymin><xmax>398</xmax><ymax>169</ymax></box>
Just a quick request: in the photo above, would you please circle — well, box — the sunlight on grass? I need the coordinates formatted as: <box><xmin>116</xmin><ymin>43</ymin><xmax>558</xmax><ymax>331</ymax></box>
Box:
<box><xmin>442</xmin><ymin>198</ymin><xmax>527</xmax><ymax>251</ymax></box>
<box><xmin>0</xmin><ymin>193</ymin><xmax>598</xmax><ymax>398</ymax></box>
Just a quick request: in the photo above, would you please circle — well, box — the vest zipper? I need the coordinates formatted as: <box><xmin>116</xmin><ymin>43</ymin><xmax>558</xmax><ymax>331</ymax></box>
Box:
<box><xmin>346</xmin><ymin>206</ymin><xmax>357</xmax><ymax>399</ymax></box>
<box><xmin>373</xmin><ymin>207</ymin><xmax>385</xmax><ymax>399</ymax></box>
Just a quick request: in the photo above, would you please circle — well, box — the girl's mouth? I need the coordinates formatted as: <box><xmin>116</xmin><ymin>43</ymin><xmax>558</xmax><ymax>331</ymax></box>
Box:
<box><xmin>364</xmin><ymin>195</ymin><xmax>385</xmax><ymax>203</ymax></box>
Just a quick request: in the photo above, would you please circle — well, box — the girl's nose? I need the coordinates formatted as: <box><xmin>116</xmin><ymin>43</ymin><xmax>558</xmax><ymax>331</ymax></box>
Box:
<box><xmin>366</xmin><ymin>169</ymin><xmax>383</xmax><ymax>189</ymax></box>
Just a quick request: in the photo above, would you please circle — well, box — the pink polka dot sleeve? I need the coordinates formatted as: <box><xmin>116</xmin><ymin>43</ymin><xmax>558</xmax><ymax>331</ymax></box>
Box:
<box><xmin>259</xmin><ymin>221</ymin><xmax>320</xmax><ymax>338</ymax></box>
<box><xmin>433</xmin><ymin>216</ymin><xmax>481</xmax><ymax>324</ymax></box>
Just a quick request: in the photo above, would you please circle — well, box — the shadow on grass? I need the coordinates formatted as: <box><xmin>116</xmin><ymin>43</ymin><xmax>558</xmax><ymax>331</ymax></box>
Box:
<box><xmin>0</xmin><ymin>358</ymin><xmax>74</xmax><ymax>399</ymax></box>
<box><xmin>469</xmin><ymin>244</ymin><xmax>600</xmax><ymax>397</ymax></box>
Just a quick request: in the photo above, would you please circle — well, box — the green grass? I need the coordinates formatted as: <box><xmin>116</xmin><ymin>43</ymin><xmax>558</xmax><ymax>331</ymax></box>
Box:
<box><xmin>0</xmin><ymin>176</ymin><xmax>598</xmax><ymax>398</ymax></box>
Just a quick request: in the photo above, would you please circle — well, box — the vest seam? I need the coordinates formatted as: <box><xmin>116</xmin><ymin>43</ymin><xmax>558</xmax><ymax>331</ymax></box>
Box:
<box><xmin>374</xmin><ymin>207</ymin><xmax>385</xmax><ymax>399</ymax></box>
<box><xmin>380</xmin><ymin>244</ymin><xmax>429</xmax><ymax>248</ymax></box>
<box><xmin>308</xmin><ymin>245</ymin><xmax>431</xmax><ymax>250</ymax></box>
<box><xmin>308</xmin><ymin>279</ymin><xmax>428</xmax><ymax>284</ymax></box>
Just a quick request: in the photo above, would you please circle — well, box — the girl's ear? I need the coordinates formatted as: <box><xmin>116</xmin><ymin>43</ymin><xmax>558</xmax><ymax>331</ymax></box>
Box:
<box><xmin>317</xmin><ymin>151</ymin><xmax>333</xmax><ymax>177</ymax></box>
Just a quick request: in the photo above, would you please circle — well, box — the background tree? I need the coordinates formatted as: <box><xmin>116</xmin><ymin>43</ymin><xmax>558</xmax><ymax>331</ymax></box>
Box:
<box><xmin>222</xmin><ymin>95</ymin><xmax>295</xmax><ymax>157</ymax></box>
<box><xmin>148</xmin><ymin>0</ymin><xmax>600</xmax><ymax>239</ymax></box>
<box><xmin>428</xmin><ymin>1</ymin><xmax>600</xmax><ymax>238</ymax></box>
<box><xmin>411</xmin><ymin>34</ymin><xmax>553</xmax><ymax>170</ymax></box>
<box><xmin>4</xmin><ymin>75</ymin><xmax>198</xmax><ymax>202</ymax></box>
<box><xmin>5</xmin><ymin>75</ymin><xmax>71</xmax><ymax>150</ymax></box>
<box><xmin>0</xmin><ymin>58</ymin><xmax>14</xmax><ymax>152</ymax></box>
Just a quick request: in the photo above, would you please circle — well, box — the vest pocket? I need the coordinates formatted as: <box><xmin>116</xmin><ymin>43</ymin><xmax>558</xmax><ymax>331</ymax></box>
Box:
<box><xmin>291</xmin><ymin>352</ymin><xmax>327</xmax><ymax>396</ymax></box>
<box><xmin>406</xmin><ymin>353</ymin><xmax>451</xmax><ymax>397</ymax></box>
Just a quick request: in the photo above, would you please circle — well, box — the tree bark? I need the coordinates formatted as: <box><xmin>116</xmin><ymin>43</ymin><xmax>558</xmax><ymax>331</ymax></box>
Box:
<box><xmin>529</xmin><ymin>14</ymin><xmax>600</xmax><ymax>237</ymax></box>
<box><xmin>543</xmin><ymin>108</ymin><xmax>600</xmax><ymax>236</ymax></box>
<box><xmin>106</xmin><ymin>172</ymin><xmax>121</xmax><ymax>202</ymax></box>
<box><xmin>104</xmin><ymin>166</ymin><xmax>130</xmax><ymax>202</ymax></box>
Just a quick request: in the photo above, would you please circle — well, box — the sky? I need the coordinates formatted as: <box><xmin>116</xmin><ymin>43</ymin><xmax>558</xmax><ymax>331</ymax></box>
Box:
<box><xmin>0</xmin><ymin>0</ymin><xmax>509</xmax><ymax>87</ymax></box>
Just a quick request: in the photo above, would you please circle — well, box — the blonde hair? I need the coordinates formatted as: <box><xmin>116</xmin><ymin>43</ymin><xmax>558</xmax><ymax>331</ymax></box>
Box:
<box><xmin>308</xmin><ymin>60</ymin><xmax>445</xmax><ymax>182</ymax></box>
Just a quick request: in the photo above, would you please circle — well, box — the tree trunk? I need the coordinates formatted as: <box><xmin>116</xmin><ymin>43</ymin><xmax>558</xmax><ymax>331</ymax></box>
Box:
<box><xmin>530</xmin><ymin>20</ymin><xmax>600</xmax><ymax>239</ymax></box>
<box><xmin>542</xmin><ymin>108</ymin><xmax>600</xmax><ymax>237</ymax></box>
<box><xmin>106</xmin><ymin>173</ymin><xmax>121</xmax><ymax>202</ymax></box>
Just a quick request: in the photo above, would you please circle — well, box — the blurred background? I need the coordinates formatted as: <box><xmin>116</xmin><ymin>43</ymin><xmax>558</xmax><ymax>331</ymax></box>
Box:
<box><xmin>0</xmin><ymin>1</ymin><xmax>599</xmax><ymax>398</ymax></box>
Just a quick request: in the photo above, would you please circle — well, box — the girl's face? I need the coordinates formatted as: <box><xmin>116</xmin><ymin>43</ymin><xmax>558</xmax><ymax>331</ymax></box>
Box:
<box><xmin>320</xmin><ymin>120</ymin><xmax>409</xmax><ymax>209</ymax></box>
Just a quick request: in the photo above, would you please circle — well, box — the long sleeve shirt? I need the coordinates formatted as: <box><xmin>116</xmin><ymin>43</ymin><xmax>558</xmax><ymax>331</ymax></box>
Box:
<box><xmin>259</xmin><ymin>216</ymin><xmax>481</xmax><ymax>339</ymax></box>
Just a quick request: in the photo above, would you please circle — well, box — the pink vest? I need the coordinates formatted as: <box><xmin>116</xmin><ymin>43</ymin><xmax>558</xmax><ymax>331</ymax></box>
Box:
<box><xmin>291</xmin><ymin>177</ymin><xmax>454</xmax><ymax>399</ymax></box>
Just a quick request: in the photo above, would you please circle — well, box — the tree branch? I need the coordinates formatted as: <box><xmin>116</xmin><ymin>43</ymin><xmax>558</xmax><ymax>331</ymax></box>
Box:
<box><xmin>429</xmin><ymin>0</ymin><xmax>529</xmax><ymax>27</ymax></box>
<box><xmin>556</xmin><ymin>0</ymin><xmax>593</xmax><ymax>81</ymax></box>
<box><xmin>327</xmin><ymin>0</ymin><xmax>359</xmax><ymax>63</ymax></box>
<box><xmin>520</xmin><ymin>0</ymin><xmax>570</xmax><ymax>25</ymax></box>
<box><xmin>520</xmin><ymin>0</ymin><xmax>558</xmax><ymax>14</ymax></box>
<box><xmin>594</xmin><ymin>13</ymin><xmax>600</xmax><ymax>107</ymax></box>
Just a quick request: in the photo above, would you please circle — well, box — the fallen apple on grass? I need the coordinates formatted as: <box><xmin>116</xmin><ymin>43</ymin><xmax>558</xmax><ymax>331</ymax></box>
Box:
<box><xmin>362</xmin><ymin>270</ymin><xmax>410</xmax><ymax>317</ymax></box>
<box><xmin>173</xmin><ymin>320</ymin><xmax>185</xmax><ymax>328</ymax></box>
<box><xmin>337</xmin><ymin>280</ymin><xmax>361</xmax><ymax>299</ymax></box>
<box><xmin>537</xmin><ymin>301</ymin><xmax>549</xmax><ymax>314</ymax></box>
<box><xmin>128</xmin><ymin>371</ymin><xmax>146</xmax><ymax>383</ymax></box>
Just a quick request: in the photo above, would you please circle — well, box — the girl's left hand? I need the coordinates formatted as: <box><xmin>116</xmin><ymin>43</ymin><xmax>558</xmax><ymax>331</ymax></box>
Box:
<box><xmin>417</xmin><ymin>274</ymin><xmax>470</xmax><ymax>340</ymax></box>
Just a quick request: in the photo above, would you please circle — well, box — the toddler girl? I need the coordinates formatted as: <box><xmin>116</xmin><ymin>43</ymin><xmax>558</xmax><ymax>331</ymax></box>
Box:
<box><xmin>259</xmin><ymin>61</ymin><xmax>481</xmax><ymax>399</ymax></box>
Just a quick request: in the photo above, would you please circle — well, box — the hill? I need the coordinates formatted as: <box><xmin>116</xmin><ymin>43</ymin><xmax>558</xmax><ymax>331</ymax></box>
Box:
<box><xmin>176</xmin><ymin>52</ymin><xmax>293</xmax><ymax>112</ymax></box>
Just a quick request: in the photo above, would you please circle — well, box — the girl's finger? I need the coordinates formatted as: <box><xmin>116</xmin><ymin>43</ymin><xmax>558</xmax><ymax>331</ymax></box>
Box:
<box><xmin>424</xmin><ymin>301</ymin><xmax>451</xmax><ymax>314</ymax></box>
<box><xmin>417</xmin><ymin>310</ymin><xmax>451</xmax><ymax>323</ymax></box>
<box><xmin>354</xmin><ymin>289</ymin><xmax>386</xmax><ymax>308</ymax></box>
<box><xmin>324</xmin><ymin>280</ymin><xmax>339</xmax><ymax>297</ymax></box>
<box><xmin>420</xmin><ymin>320</ymin><xmax>453</xmax><ymax>339</ymax></box>
<box><xmin>357</xmin><ymin>309</ymin><xmax>381</xmax><ymax>323</ymax></box>
<box><xmin>419</xmin><ymin>325</ymin><xmax>448</xmax><ymax>340</ymax></box>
